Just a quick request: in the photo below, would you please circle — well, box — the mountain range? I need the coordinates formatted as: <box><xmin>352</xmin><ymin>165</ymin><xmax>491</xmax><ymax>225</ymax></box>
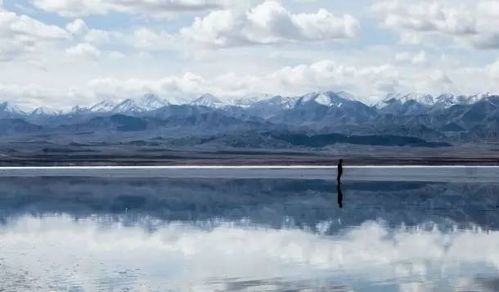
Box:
<box><xmin>0</xmin><ymin>91</ymin><xmax>498</xmax><ymax>149</ymax></box>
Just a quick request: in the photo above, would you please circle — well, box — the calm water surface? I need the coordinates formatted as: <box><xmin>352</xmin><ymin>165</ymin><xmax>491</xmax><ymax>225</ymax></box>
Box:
<box><xmin>0</xmin><ymin>176</ymin><xmax>499</xmax><ymax>291</ymax></box>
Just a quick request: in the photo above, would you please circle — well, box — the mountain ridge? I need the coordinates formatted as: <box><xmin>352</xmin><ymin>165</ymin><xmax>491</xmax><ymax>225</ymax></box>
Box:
<box><xmin>0</xmin><ymin>91</ymin><xmax>497</xmax><ymax>147</ymax></box>
<box><xmin>2</xmin><ymin>91</ymin><xmax>493</xmax><ymax>115</ymax></box>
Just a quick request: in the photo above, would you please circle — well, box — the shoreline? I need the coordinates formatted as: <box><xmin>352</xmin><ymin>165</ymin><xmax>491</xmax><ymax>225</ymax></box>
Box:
<box><xmin>0</xmin><ymin>165</ymin><xmax>498</xmax><ymax>182</ymax></box>
<box><xmin>1</xmin><ymin>143</ymin><xmax>498</xmax><ymax>166</ymax></box>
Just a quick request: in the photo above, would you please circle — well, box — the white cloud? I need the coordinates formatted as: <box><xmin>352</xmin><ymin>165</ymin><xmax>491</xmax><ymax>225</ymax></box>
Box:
<box><xmin>66</xmin><ymin>43</ymin><xmax>101</xmax><ymax>59</ymax></box>
<box><xmin>0</xmin><ymin>83</ymin><xmax>76</xmax><ymax>109</ymax></box>
<box><xmin>395</xmin><ymin>51</ymin><xmax>427</xmax><ymax>65</ymax></box>
<box><xmin>131</xmin><ymin>28</ymin><xmax>176</xmax><ymax>51</ymax></box>
<box><xmin>85</xmin><ymin>56</ymin><xmax>494</xmax><ymax>104</ymax></box>
<box><xmin>2</xmin><ymin>54</ymin><xmax>498</xmax><ymax>110</ymax></box>
<box><xmin>267</xmin><ymin>60</ymin><xmax>403</xmax><ymax>98</ymax></box>
<box><xmin>2</xmin><ymin>0</ymin><xmax>499</xmax><ymax>110</ymax></box>
<box><xmin>85</xmin><ymin>61</ymin><xmax>398</xmax><ymax>102</ymax></box>
<box><xmin>376</xmin><ymin>1</ymin><xmax>477</xmax><ymax>35</ymax></box>
<box><xmin>0</xmin><ymin>8</ymin><xmax>68</xmax><ymax>61</ymax></box>
<box><xmin>2</xmin><ymin>216</ymin><xmax>499</xmax><ymax>291</ymax></box>
<box><xmin>488</xmin><ymin>59</ymin><xmax>499</xmax><ymax>81</ymax></box>
<box><xmin>181</xmin><ymin>1</ymin><xmax>359</xmax><ymax>47</ymax></box>
<box><xmin>31</xmin><ymin>0</ymin><xmax>227</xmax><ymax>17</ymax></box>
<box><xmin>107</xmin><ymin>51</ymin><xmax>125</xmax><ymax>60</ymax></box>
<box><xmin>372</xmin><ymin>0</ymin><xmax>499</xmax><ymax>49</ymax></box>
<box><xmin>65</xmin><ymin>18</ymin><xmax>115</xmax><ymax>45</ymax></box>
<box><xmin>83</xmin><ymin>28</ymin><xmax>113</xmax><ymax>44</ymax></box>
<box><xmin>66</xmin><ymin>18</ymin><xmax>88</xmax><ymax>35</ymax></box>
<box><xmin>89</xmin><ymin>72</ymin><xmax>209</xmax><ymax>100</ymax></box>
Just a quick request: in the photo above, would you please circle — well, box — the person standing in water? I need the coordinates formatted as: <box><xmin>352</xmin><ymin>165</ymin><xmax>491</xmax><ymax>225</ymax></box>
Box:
<box><xmin>337</xmin><ymin>159</ymin><xmax>343</xmax><ymax>183</ymax></box>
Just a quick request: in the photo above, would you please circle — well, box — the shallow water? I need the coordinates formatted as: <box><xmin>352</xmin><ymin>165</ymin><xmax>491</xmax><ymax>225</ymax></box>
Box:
<box><xmin>0</xmin><ymin>177</ymin><xmax>499</xmax><ymax>291</ymax></box>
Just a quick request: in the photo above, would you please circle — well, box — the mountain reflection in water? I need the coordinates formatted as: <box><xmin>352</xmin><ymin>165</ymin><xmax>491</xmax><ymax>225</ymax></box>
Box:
<box><xmin>0</xmin><ymin>177</ymin><xmax>498</xmax><ymax>291</ymax></box>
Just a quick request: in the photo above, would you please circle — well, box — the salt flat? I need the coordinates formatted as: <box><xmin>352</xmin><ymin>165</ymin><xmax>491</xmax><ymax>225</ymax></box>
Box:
<box><xmin>0</xmin><ymin>165</ymin><xmax>498</xmax><ymax>182</ymax></box>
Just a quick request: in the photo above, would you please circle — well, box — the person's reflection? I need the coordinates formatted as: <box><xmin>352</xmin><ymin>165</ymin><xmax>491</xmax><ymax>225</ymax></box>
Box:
<box><xmin>337</xmin><ymin>183</ymin><xmax>343</xmax><ymax>208</ymax></box>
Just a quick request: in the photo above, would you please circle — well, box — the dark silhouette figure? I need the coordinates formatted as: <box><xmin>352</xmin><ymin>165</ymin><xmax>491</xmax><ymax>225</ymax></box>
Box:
<box><xmin>337</xmin><ymin>183</ymin><xmax>343</xmax><ymax>208</ymax></box>
<box><xmin>337</xmin><ymin>159</ymin><xmax>343</xmax><ymax>184</ymax></box>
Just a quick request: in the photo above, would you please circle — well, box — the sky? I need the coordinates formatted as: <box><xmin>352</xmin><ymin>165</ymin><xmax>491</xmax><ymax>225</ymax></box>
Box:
<box><xmin>2</xmin><ymin>0</ymin><xmax>499</xmax><ymax>110</ymax></box>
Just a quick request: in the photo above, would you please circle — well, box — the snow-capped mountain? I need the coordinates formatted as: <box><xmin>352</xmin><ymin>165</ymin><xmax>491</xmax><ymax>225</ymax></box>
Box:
<box><xmin>378</xmin><ymin>92</ymin><xmax>489</xmax><ymax>110</ymax></box>
<box><xmin>0</xmin><ymin>91</ymin><xmax>497</xmax><ymax>144</ymax></box>
<box><xmin>297</xmin><ymin>91</ymin><xmax>352</xmax><ymax>107</ymax></box>
<box><xmin>70</xmin><ymin>105</ymin><xmax>90</xmax><ymax>114</ymax></box>
<box><xmin>377</xmin><ymin>93</ymin><xmax>435</xmax><ymax>108</ymax></box>
<box><xmin>433</xmin><ymin>93</ymin><xmax>488</xmax><ymax>108</ymax></box>
<box><xmin>377</xmin><ymin>97</ymin><xmax>430</xmax><ymax>116</ymax></box>
<box><xmin>244</xmin><ymin>95</ymin><xmax>300</xmax><ymax>119</ymax></box>
<box><xmin>112</xmin><ymin>94</ymin><xmax>169</xmax><ymax>113</ymax></box>
<box><xmin>248</xmin><ymin>91</ymin><xmax>357</xmax><ymax>114</ymax></box>
<box><xmin>30</xmin><ymin>107</ymin><xmax>61</xmax><ymax>116</ymax></box>
<box><xmin>89</xmin><ymin>100</ymin><xmax>116</xmax><ymax>113</ymax></box>
<box><xmin>191</xmin><ymin>94</ymin><xmax>225</xmax><ymax>108</ymax></box>
<box><xmin>0</xmin><ymin>101</ymin><xmax>25</xmax><ymax>116</ymax></box>
<box><xmin>233</xmin><ymin>94</ymin><xmax>274</xmax><ymax>108</ymax></box>
<box><xmin>252</xmin><ymin>95</ymin><xmax>300</xmax><ymax>109</ymax></box>
<box><xmin>269</xmin><ymin>91</ymin><xmax>377</xmax><ymax>127</ymax></box>
<box><xmin>0</xmin><ymin>91</ymin><xmax>494</xmax><ymax>120</ymax></box>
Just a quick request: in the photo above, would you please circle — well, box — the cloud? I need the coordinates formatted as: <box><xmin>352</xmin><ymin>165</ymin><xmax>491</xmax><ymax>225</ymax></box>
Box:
<box><xmin>3</xmin><ymin>216</ymin><xmax>499</xmax><ymax>291</ymax></box>
<box><xmin>66</xmin><ymin>43</ymin><xmax>101</xmax><ymax>59</ymax></box>
<box><xmin>372</xmin><ymin>0</ymin><xmax>499</xmax><ymax>49</ymax></box>
<box><xmin>395</xmin><ymin>51</ymin><xmax>428</xmax><ymax>65</ymax></box>
<box><xmin>267</xmin><ymin>60</ymin><xmax>404</xmax><ymax>98</ymax></box>
<box><xmin>66</xmin><ymin>18</ymin><xmax>88</xmax><ymax>35</ymax></box>
<box><xmin>84</xmin><ymin>61</ymin><xmax>401</xmax><ymax>102</ymax></box>
<box><xmin>82</xmin><ymin>57</ymin><xmax>491</xmax><ymax>105</ymax></box>
<box><xmin>130</xmin><ymin>28</ymin><xmax>176</xmax><ymax>51</ymax></box>
<box><xmin>69</xmin><ymin>60</ymin><xmax>468</xmax><ymax>103</ymax></box>
<box><xmin>31</xmin><ymin>0</ymin><xmax>226</xmax><ymax>17</ymax></box>
<box><xmin>374</xmin><ymin>1</ymin><xmax>477</xmax><ymax>35</ymax></box>
<box><xmin>0</xmin><ymin>83</ymin><xmax>75</xmax><ymax>109</ymax></box>
<box><xmin>2</xmin><ymin>55</ymin><xmax>497</xmax><ymax>110</ymax></box>
<box><xmin>181</xmin><ymin>1</ymin><xmax>359</xmax><ymax>47</ymax></box>
<box><xmin>89</xmin><ymin>72</ymin><xmax>209</xmax><ymax>100</ymax></box>
<box><xmin>0</xmin><ymin>7</ymin><xmax>68</xmax><ymax>61</ymax></box>
<box><xmin>488</xmin><ymin>59</ymin><xmax>499</xmax><ymax>81</ymax></box>
<box><xmin>472</xmin><ymin>32</ymin><xmax>499</xmax><ymax>50</ymax></box>
<box><xmin>65</xmin><ymin>18</ymin><xmax>116</xmax><ymax>46</ymax></box>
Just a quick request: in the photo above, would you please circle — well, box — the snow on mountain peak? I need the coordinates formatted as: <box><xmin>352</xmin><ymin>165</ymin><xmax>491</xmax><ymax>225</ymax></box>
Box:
<box><xmin>299</xmin><ymin>91</ymin><xmax>351</xmax><ymax>107</ymax></box>
<box><xmin>377</xmin><ymin>92</ymin><xmax>494</xmax><ymax>110</ymax></box>
<box><xmin>316</xmin><ymin>93</ymin><xmax>335</xmax><ymax>106</ymax></box>
<box><xmin>233</xmin><ymin>94</ymin><xmax>275</xmax><ymax>108</ymax></box>
<box><xmin>0</xmin><ymin>101</ymin><xmax>25</xmax><ymax>115</ymax></box>
<box><xmin>31</xmin><ymin>107</ymin><xmax>61</xmax><ymax>116</ymax></box>
<box><xmin>335</xmin><ymin>91</ymin><xmax>356</xmax><ymax>101</ymax></box>
<box><xmin>70</xmin><ymin>105</ymin><xmax>89</xmax><ymax>113</ymax></box>
<box><xmin>383</xmin><ymin>93</ymin><xmax>435</xmax><ymax>105</ymax></box>
<box><xmin>89</xmin><ymin>100</ymin><xmax>116</xmax><ymax>112</ymax></box>
<box><xmin>253</xmin><ymin>95</ymin><xmax>300</xmax><ymax>109</ymax></box>
<box><xmin>191</xmin><ymin>94</ymin><xmax>225</xmax><ymax>108</ymax></box>
<box><xmin>113</xmin><ymin>94</ymin><xmax>169</xmax><ymax>113</ymax></box>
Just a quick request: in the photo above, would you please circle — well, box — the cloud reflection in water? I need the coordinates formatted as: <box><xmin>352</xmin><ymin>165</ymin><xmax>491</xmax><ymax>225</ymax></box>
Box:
<box><xmin>1</xmin><ymin>215</ymin><xmax>499</xmax><ymax>291</ymax></box>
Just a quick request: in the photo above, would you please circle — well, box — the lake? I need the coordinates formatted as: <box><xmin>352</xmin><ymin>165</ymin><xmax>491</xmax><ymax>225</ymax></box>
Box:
<box><xmin>0</xmin><ymin>171</ymin><xmax>498</xmax><ymax>291</ymax></box>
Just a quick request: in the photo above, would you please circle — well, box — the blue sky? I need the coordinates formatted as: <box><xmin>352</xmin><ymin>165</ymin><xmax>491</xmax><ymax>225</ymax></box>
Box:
<box><xmin>1</xmin><ymin>0</ymin><xmax>499</xmax><ymax>109</ymax></box>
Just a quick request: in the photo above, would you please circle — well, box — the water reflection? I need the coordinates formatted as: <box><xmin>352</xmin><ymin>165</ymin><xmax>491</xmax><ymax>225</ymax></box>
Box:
<box><xmin>1</xmin><ymin>216</ymin><xmax>499</xmax><ymax>291</ymax></box>
<box><xmin>0</xmin><ymin>177</ymin><xmax>498</xmax><ymax>291</ymax></box>
<box><xmin>337</xmin><ymin>182</ymin><xmax>344</xmax><ymax>208</ymax></box>
<box><xmin>0</xmin><ymin>177</ymin><xmax>498</xmax><ymax>231</ymax></box>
